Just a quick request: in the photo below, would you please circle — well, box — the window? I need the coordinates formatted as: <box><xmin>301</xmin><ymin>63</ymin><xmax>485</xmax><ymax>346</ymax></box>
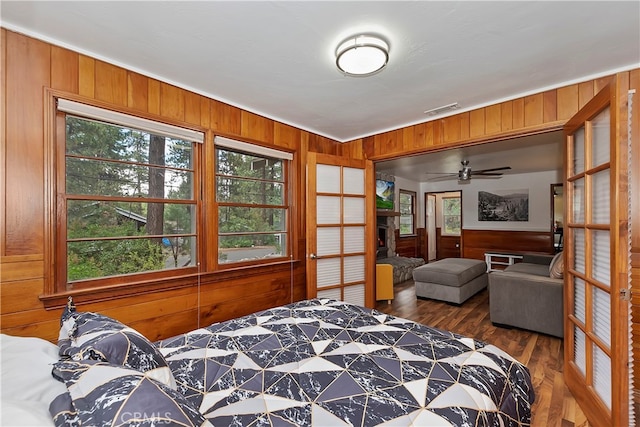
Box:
<box><xmin>54</xmin><ymin>99</ymin><xmax>203</xmax><ymax>292</ymax></box>
<box><xmin>442</xmin><ymin>197</ymin><xmax>461</xmax><ymax>235</ymax></box>
<box><xmin>214</xmin><ymin>136</ymin><xmax>292</xmax><ymax>265</ymax></box>
<box><xmin>399</xmin><ymin>190</ymin><xmax>416</xmax><ymax>235</ymax></box>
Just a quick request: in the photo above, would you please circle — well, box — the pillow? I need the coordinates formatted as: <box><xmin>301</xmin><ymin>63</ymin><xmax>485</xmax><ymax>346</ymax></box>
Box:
<box><xmin>1</xmin><ymin>334</ymin><xmax>68</xmax><ymax>426</ymax></box>
<box><xmin>58</xmin><ymin>306</ymin><xmax>176</xmax><ymax>389</ymax></box>
<box><xmin>549</xmin><ymin>251</ymin><xmax>564</xmax><ymax>279</ymax></box>
<box><xmin>49</xmin><ymin>360</ymin><xmax>212</xmax><ymax>427</ymax></box>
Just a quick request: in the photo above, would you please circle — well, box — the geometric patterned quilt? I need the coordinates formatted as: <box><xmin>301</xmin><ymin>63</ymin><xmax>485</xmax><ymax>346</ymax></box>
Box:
<box><xmin>156</xmin><ymin>299</ymin><xmax>535</xmax><ymax>426</ymax></box>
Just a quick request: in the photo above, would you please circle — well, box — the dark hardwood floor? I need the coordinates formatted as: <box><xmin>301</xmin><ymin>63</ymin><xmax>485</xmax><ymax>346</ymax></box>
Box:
<box><xmin>374</xmin><ymin>279</ymin><xmax>589</xmax><ymax>427</ymax></box>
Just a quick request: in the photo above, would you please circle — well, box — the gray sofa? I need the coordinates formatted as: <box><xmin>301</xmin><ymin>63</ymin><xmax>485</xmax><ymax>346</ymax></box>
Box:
<box><xmin>488</xmin><ymin>253</ymin><xmax>564</xmax><ymax>338</ymax></box>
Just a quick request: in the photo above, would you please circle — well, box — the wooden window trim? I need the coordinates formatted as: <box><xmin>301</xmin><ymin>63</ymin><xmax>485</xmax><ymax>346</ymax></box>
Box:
<box><xmin>42</xmin><ymin>91</ymin><xmax>207</xmax><ymax>307</ymax></box>
<box><xmin>399</xmin><ymin>190</ymin><xmax>416</xmax><ymax>236</ymax></box>
<box><xmin>213</xmin><ymin>142</ymin><xmax>292</xmax><ymax>269</ymax></box>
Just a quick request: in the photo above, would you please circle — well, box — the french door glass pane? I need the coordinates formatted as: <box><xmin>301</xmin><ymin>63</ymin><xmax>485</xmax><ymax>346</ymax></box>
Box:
<box><xmin>592</xmin><ymin>230</ymin><xmax>611</xmax><ymax>287</ymax></box>
<box><xmin>591</xmin><ymin>106</ymin><xmax>610</xmax><ymax>167</ymax></box>
<box><xmin>343</xmin><ymin>197</ymin><xmax>365</xmax><ymax>223</ymax></box>
<box><xmin>343</xmin><ymin>167</ymin><xmax>365</xmax><ymax>195</ymax></box>
<box><xmin>574</xmin><ymin>277</ymin><xmax>586</xmax><ymax>324</ymax></box>
<box><xmin>316</xmin><ymin>164</ymin><xmax>340</xmax><ymax>193</ymax></box>
<box><xmin>573</xmin><ymin>126</ymin><xmax>585</xmax><ymax>174</ymax></box>
<box><xmin>592</xmin><ymin>170</ymin><xmax>610</xmax><ymax>224</ymax></box>
<box><xmin>317</xmin><ymin>258</ymin><xmax>341</xmax><ymax>288</ymax></box>
<box><xmin>575</xmin><ymin>326</ymin><xmax>586</xmax><ymax>376</ymax></box>
<box><xmin>317</xmin><ymin>227</ymin><xmax>341</xmax><ymax>256</ymax></box>
<box><xmin>593</xmin><ymin>343</ymin><xmax>612</xmax><ymax>408</ymax></box>
<box><xmin>343</xmin><ymin>226</ymin><xmax>365</xmax><ymax>253</ymax></box>
<box><xmin>592</xmin><ymin>285</ymin><xmax>611</xmax><ymax>346</ymax></box>
<box><xmin>317</xmin><ymin>196</ymin><xmax>340</xmax><ymax>224</ymax></box>
<box><xmin>574</xmin><ymin>228</ymin><xmax>585</xmax><ymax>274</ymax></box>
<box><xmin>572</xmin><ymin>178</ymin><xmax>585</xmax><ymax>223</ymax></box>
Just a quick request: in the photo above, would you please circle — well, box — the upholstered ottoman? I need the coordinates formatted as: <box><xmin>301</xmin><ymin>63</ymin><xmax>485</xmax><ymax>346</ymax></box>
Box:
<box><xmin>412</xmin><ymin>258</ymin><xmax>488</xmax><ymax>304</ymax></box>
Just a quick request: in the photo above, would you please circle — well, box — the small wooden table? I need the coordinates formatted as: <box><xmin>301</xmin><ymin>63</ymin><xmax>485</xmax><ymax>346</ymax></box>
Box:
<box><xmin>484</xmin><ymin>252</ymin><xmax>523</xmax><ymax>272</ymax></box>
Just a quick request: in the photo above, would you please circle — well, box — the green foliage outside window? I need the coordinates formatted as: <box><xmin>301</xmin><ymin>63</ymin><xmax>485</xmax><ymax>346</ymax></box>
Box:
<box><xmin>215</xmin><ymin>148</ymin><xmax>288</xmax><ymax>263</ymax></box>
<box><xmin>443</xmin><ymin>197</ymin><xmax>461</xmax><ymax>235</ymax></box>
<box><xmin>64</xmin><ymin>115</ymin><xmax>196</xmax><ymax>283</ymax></box>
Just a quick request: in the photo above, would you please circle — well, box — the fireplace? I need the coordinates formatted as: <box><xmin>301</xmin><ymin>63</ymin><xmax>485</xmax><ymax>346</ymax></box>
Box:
<box><xmin>377</xmin><ymin>224</ymin><xmax>388</xmax><ymax>258</ymax></box>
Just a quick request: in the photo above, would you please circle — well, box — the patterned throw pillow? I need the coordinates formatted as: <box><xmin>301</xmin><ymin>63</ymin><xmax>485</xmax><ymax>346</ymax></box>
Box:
<box><xmin>58</xmin><ymin>304</ymin><xmax>176</xmax><ymax>389</ymax></box>
<box><xmin>49</xmin><ymin>360</ymin><xmax>211</xmax><ymax>427</ymax></box>
<box><xmin>549</xmin><ymin>251</ymin><xmax>564</xmax><ymax>279</ymax></box>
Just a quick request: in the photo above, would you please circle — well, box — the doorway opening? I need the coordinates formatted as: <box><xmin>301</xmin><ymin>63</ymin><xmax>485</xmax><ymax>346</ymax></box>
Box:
<box><xmin>425</xmin><ymin>190</ymin><xmax>462</xmax><ymax>261</ymax></box>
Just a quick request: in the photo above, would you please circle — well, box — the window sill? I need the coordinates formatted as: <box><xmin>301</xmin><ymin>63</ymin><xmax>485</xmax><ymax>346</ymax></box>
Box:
<box><xmin>40</xmin><ymin>260</ymin><xmax>300</xmax><ymax>310</ymax></box>
<box><xmin>39</xmin><ymin>271</ymin><xmax>200</xmax><ymax>309</ymax></box>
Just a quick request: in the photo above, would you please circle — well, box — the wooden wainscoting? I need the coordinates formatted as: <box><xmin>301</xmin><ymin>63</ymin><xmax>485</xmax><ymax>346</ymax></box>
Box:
<box><xmin>462</xmin><ymin>229</ymin><xmax>553</xmax><ymax>260</ymax></box>
<box><xmin>395</xmin><ymin>229</ymin><xmax>418</xmax><ymax>258</ymax></box>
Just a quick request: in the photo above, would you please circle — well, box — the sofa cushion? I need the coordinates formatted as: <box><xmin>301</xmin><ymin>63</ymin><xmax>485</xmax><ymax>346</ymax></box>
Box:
<box><xmin>549</xmin><ymin>252</ymin><xmax>564</xmax><ymax>279</ymax></box>
<box><xmin>504</xmin><ymin>262</ymin><xmax>550</xmax><ymax>276</ymax></box>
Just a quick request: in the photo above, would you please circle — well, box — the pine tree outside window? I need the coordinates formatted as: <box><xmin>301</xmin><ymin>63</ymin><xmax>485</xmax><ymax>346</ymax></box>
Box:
<box><xmin>442</xmin><ymin>197</ymin><xmax>461</xmax><ymax>235</ymax></box>
<box><xmin>53</xmin><ymin>99</ymin><xmax>203</xmax><ymax>292</ymax></box>
<box><xmin>214</xmin><ymin>137</ymin><xmax>291</xmax><ymax>265</ymax></box>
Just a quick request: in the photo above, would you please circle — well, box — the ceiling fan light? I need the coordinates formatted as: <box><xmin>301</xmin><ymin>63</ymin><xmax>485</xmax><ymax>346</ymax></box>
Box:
<box><xmin>336</xmin><ymin>35</ymin><xmax>389</xmax><ymax>76</ymax></box>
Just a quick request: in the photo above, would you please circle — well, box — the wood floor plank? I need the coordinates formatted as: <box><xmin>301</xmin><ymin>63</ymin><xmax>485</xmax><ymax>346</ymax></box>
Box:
<box><xmin>374</xmin><ymin>280</ymin><xmax>589</xmax><ymax>427</ymax></box>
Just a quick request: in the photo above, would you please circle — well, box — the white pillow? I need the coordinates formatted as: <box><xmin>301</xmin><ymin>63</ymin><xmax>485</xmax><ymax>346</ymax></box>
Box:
<box><xmin>1</xmin><ymin>334</ymin><xmax>66</xmax><ymax>426</ymax></box>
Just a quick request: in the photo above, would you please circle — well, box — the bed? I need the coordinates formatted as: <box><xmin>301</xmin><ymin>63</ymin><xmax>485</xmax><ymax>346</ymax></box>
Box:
<box><xmin>1</xmin><ymin>298</ymin><xmax>535</xmax><ymax>426</ymax></box>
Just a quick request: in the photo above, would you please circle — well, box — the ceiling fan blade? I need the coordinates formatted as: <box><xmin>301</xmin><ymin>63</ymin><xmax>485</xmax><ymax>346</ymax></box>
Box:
<box><xmin>426</xmin><ymin>174</ymin><xmax>458</xmax><ymax>181</ymax></box>
<box><xmin>471</xmin><ymin>172</ymin><xmax>504</xmax><ymax>176</ymax></box>
<box><xmin>424</xmin><ymin>172</ymin><xmax>458</xmax><ymax>175</ymax></box>
<box><xmin>472</xmin><ymin>166</ymin><xmax>511</xmax><ymax>174</ymax></box>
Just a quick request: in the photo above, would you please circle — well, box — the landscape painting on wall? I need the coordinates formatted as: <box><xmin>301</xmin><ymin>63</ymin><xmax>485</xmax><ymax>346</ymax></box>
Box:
<box><xmin>478</xmin><ymin>189</ymin><xmax>529</xmax><ymax>221</ymax></box>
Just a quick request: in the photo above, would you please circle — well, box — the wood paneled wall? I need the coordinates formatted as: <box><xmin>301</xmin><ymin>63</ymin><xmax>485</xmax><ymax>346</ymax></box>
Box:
<box><xmin>357</xmin><ymin>77</ymin><xmax>613</xmax><ymax>162</ymax></box>
<box><xmin>0</xmin><ymin>29</ymin><xmax>339</xmax><ymax>341</ymax></box>
<box><xmin>394</xmin><ymin>229</ymin><xmax>419</xmax><ymax>258</ymax></box>
<box><xmin>462</xmin><ymin>229</ymin><xmax>553</xmax><ymax>260</ymax></box>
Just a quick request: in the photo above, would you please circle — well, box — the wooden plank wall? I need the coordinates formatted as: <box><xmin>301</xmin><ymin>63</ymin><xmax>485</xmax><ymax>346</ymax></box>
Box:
<box><xmin>343</xmin><ymin>76</ymin><xmax>614</xmax><ymax>160</ymax></box>
<box><xmin>0</xmin><ymin>29</ymin><xmax>340</xmax><ymax>342</ymax></box>
<box><xmin>394</xmin><ymin>229</ymin><xmax>419</xmax><ymax>258</ymax></box>
<box><xmin>462</xmin><ymin>229</ymin><xmax>553</xmax><ymax>260</ymax></box>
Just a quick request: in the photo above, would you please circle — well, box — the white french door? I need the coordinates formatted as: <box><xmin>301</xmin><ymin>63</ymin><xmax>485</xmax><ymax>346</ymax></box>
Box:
<box><xmin>306</xmin><ymin>152</ymin><xmax>375</xmax><ymax>307</ymax></box>
<box><xmin>563</xmin><ymin>79</ymin><xmax>630</xmax><ymax>426</ymax></box>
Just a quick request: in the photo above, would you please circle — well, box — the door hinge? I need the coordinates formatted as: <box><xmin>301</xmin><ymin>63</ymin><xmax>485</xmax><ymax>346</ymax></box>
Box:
<box><xmin>620</xmin><ymin>288</ymin><xmax>632</xmax><ymax>301</ymax></box>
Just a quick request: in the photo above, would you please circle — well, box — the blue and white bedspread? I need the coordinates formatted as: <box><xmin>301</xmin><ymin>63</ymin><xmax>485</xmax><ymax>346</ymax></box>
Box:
<box><xmin>156</xmin><ymin>298</ymin><xmax>535</xmax><ymax>426</ymax></box>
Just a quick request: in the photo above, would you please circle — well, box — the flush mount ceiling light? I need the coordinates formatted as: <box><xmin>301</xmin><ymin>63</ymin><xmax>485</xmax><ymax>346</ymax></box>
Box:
<box><xmin>336</xmin><ymin>35</ymin><xmax>389</xmax><ymax>77</ymax></box>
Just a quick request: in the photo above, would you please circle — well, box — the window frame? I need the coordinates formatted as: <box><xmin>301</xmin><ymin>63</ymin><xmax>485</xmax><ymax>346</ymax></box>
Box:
<box><xmin>442</xmin><ymin>196</ymin><xmax>462</xmax><ymax>236</ymax></box>
<box><xmin>213</xmin><ymin>137</ymin><xmax>292</xmax><ymax>268</ymax></box>
<box><xmin>399</xmin><ymin>190</ymin><xmax>416</xmax><ymax>236</ymax></box>
<box><xmin>43</xmin><ymin>93</ymin><xmax>205</xmax><ymax>305</ymax></box>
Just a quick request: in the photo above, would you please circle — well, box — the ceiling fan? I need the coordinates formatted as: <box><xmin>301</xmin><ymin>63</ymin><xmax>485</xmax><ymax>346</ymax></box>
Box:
<box><xmin>426</xmin><ymin>160</ymin><xmax>511</xmax><ymax>181</ymax></box>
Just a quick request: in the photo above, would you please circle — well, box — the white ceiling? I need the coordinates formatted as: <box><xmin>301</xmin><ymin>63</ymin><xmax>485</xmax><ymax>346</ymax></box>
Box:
<box><xmin>1</xmin><ymin>1</ymin><xmax>638</xmax><ymax>179</ymax></box>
